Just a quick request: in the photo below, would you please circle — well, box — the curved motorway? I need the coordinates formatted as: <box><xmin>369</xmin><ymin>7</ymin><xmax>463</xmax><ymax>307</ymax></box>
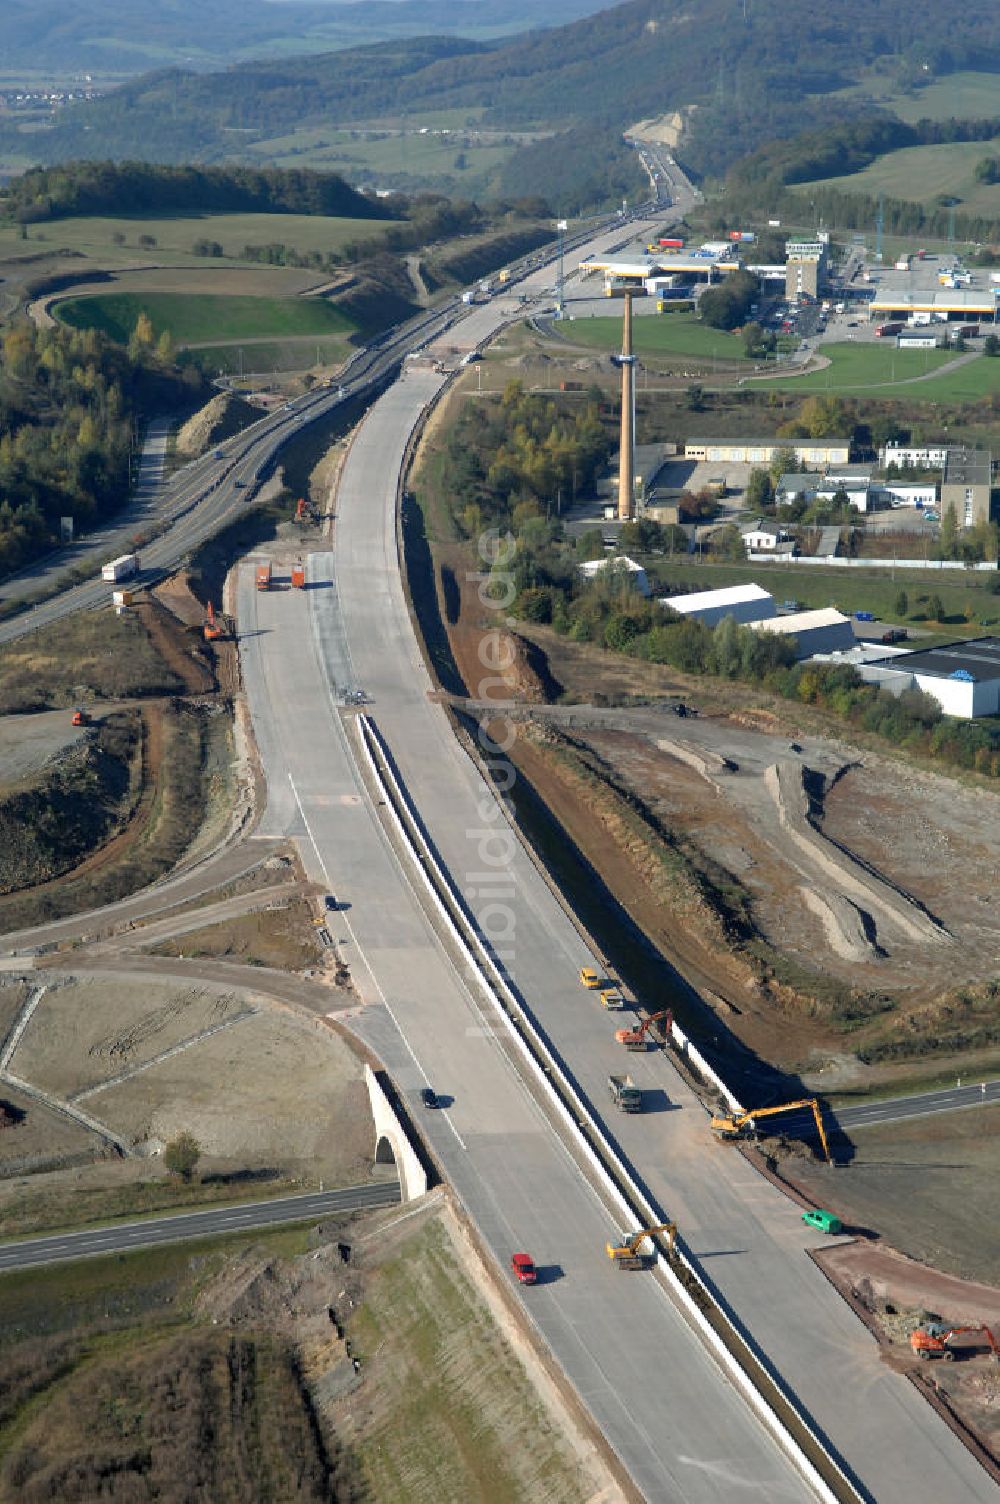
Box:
<box><xmin>3</xmin><ymin>186</ymin><xmax>994</xmax><ymax>1501</ymax></box>
<box><xmin>236</xmin><ymin>220</ymin><xmax>996</xmax><ymax>1500</ymax></box>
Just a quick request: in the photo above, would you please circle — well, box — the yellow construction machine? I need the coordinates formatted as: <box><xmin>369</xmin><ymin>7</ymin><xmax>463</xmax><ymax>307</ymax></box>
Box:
<box><xmin>606</xmin><ymin>1222</ymin><xmax>677</xmax><ymax>1271</ymax></box>
<box><xmin>710</xmin><ymin>1098</ymin><xmax>832</xmax><ymax>1163</ymax></box>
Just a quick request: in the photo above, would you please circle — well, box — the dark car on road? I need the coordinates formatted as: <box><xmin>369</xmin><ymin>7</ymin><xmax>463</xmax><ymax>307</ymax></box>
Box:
<box><xmin>420</xmin><ymin>1087</ymin><xmax>438</xmax><ymax>1109</ymax></box>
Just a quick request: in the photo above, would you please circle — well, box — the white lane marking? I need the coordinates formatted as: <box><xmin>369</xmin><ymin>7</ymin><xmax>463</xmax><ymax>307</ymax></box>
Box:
<box><xmin>287</xmin><ymin>770</ymin><xmax>466</xmax><ymax>1156</ymax></box>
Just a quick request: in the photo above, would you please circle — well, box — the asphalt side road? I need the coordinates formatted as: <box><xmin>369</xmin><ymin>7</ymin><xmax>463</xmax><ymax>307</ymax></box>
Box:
<box><xmin>0</xmin><ymin>1180</ymin><xmax>401</xmax><ymax>1271</ymax></box>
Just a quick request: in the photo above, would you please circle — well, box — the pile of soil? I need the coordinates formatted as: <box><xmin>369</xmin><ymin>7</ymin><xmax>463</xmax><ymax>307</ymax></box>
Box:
<box><xmin>175</xmin><ymin>392</ymin><xmax>258</xmax><ymax>458</ymax></box>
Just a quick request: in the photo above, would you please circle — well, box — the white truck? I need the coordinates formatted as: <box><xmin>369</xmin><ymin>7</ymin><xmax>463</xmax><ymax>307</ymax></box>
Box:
<box><xmin>101</xmin><ymin>553</ymin><xmax>139</xmax><ymax>583</ymax></box>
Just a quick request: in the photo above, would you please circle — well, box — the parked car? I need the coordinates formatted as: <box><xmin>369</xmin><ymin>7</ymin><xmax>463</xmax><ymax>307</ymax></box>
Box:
<box><xmin>511</xmin><ymin>1252</ymin><xmax>537</xmax><ymax>1285</ymax></box>
<box><xmin>802</xmin><ymin>1208</ymin><xmax>842</xmax><ymax>1235</ymax></box>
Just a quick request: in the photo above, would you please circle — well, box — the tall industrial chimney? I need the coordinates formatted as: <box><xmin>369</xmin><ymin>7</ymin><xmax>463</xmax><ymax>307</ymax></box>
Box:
<box><xmin>616</xmin><ymin>292</ymin><xmax>636</xmax><ymax>521</ymax></box>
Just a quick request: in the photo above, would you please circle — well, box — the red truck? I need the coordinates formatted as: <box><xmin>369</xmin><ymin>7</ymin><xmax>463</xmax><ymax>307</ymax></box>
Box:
<box><xmin>291</xmin><ymin>564</ymin><xmax>306</xmax><ymax>589</ymax></box>
<box><xmin>875</xmin><ymin>322</ymin><xmax>903</xmax><ymax>337</ymax></box>
<box><xmin>256</xmin><ymin>562</ymin><xmax>272</xmax><ymax>591</ymax></box>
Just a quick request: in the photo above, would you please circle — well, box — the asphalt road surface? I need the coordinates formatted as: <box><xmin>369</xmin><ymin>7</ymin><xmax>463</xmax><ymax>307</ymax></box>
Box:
<box><xmin>247</xmin><ymin>239</ymin><xmax>994</xmax><ymax>1502</ymax></box>
<box><xmin>837</xmin><ymin>1080</ymin><xmax>1000</xmax><ymax>1131</ymax></box>
<box><xmin>0</xmin><ymin>1181</ymin><xmax>401</xmax><ymax>1272</ymax></box>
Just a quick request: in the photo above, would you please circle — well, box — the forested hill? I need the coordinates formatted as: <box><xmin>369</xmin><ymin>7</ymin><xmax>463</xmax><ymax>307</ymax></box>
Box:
<box><xmin>4</xmin><ymin>0</ymin><xmax>1000</xmax><ymax>187</ymax></box>
<box><xmin>0</xmin><ymin>0</ymin><xmax>610</xmax><ymax>74</ymax></box>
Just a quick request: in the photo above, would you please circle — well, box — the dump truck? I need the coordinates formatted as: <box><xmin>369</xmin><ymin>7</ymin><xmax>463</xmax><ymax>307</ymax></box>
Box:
<box><xmin>608</xmin><ymin>1074</ymin><xmax>642</xmax><ymax>1113</ymax></box>
<box><xmin>101</xmin><ymin>552</ymin><xmax>138</xmax><ymax>583</ymax></box>
<box><xmin>579</xmin><ymin>967</ymin><xmax>601</xmax><ymax>989</ymax></box>
<box><xmin>291</xmin><ymin>564</ymin><xmax>306</xmax><ymax>589</ymax></box>
<box><xmin>71</xmin><ymin>708</ymin><xmax>92</xmax><ymax>727</ymax></box>
<box><xmin>600</xmin><ymin>987</ymin><xmax>625</xmax><ymax>1010</ymax></box>
<box><xmin>256</xmin><ymin>562</ymin><xmax>272</xmax><ymax>591</ymax></box>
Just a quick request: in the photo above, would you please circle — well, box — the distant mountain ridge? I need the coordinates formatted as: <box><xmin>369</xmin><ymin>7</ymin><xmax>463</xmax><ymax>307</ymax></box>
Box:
<box><xmin>3</xmin><ymin>0</ymin><xmax>1000</xmax><ymax>196</ymax></box>
<box><xmin>0</xmin><ymin>0</ymin><xmax>610</xmax><ymax>74</ymax></box>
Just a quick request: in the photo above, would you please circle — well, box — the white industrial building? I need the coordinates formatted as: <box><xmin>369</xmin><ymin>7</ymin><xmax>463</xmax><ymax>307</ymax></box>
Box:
<box><xmin>659</xmin><ymin>582</ymin><xmax>775</xmax><ymax>628</ymax></box>
<box><xmin>685</xmin><ymin>438</ymin><xmax>850</xmax><ymax>466</ymax></box>
<box><xmin>880</xmin><ymin>481</ymin><xmax>938</xmax><ymax>507</ymax></box>
<box><xmin>880</xmin><ymin>443</ymin><xmax>950</xmax><ymax>469</ymax></box>
<box><xmin>579</xmin><ymin>554</ymin><xmax>651</xmax><ymax>597</ymax></box>
<box><xmin>859</xmin><ymin>638</ymin><xmax>1000</xmax><ymax>719</ymax></box>
<box><xmin>748</xmin><ymin>607</ymin><xmax>854</xmax><ymax>659</ymax></box>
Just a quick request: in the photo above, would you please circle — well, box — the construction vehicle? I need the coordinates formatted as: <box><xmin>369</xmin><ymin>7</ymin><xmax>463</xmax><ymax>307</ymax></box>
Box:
<box><xmin>615</xmin><ymin>1010</ymin><xmax>672</xmax><ymax>1052</ymax></box>
<box><xmin>711</xmin><ymin>1098</ymin><xmax>832</xmax><ymax>1164</ymax></box>
<box><xmin>293</xmin><ymin>497</ymin><xmax>317</xmax><ymax>525</ymax></box>
<box><xmin>608</xmin><ymin>1074</ymin><xmax>642</xmax><ymax>1113</ymax></box>
<box><xmin>600</xmin><ymin>986</ymin><xmax>625</xmax><ymax>1010</ymax></box>
<box><xmin>910</xmin><ymin>1325</ymin><xmax>999</xmax><ymax>1362</ymax></box>
<box><xmin>579</xmin><ymin>967</ymin><xmax>601</xmax><ymax>990</ymax></box>
<box><xmin>256</xmin><ymin>563</ymin><xmax>272</xmax><ymax>592</ymax></box>
<box><xmin>71</xmin><ymin>708</ymin><xmax>91</xmax><ymax>727</ymax></box>
<box><xmin>203</xmin><ymin>601</ymin><xmax>224</xmax><ymax>641</ymax></box>
<box><xmin>606</xmin><ymin>1222</ymin><xmax>677</xmax><ymax>1270</ymax></box>
<box><xmin>291</xmin><ymin>564</ymin><xmax>306</xmax><ymax>589</ymax></box>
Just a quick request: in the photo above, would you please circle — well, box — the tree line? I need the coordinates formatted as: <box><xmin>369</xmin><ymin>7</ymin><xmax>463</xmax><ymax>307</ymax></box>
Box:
<box><xmin>425</xmin><ymin>380</ymin><xmax>1000</xmax><ymax>782</ymax></box>
<box><xmin>0</xmin><ymin>319</ymin><xmax>200</xmax><ymax>582</ymax></box>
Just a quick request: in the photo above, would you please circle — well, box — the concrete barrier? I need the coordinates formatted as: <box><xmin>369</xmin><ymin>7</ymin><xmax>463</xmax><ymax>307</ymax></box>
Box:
<box><xmin>352</xmin><ymin>713</ymin><xmax>856</xmax><ymax>1504</ymax></box>
<box><xmin>669</xmin><ymin>1017</ymin><xmax>744</xmax><ymax>1115</ymax></box>
<box><xmin>364</xmin><ymin>1064</ymin><xmax>428</xmax><ymax>1203</ymax></box>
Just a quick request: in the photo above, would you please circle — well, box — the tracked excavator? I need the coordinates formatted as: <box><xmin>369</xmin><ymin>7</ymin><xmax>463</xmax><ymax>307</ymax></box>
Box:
<box><xmin>711</xmin><ymin>1098</ymin><xmax>832</xmax><ymax>1164</ymax></box>
<box><xmin>614</xmin><ymin>1010</ymin><xmax>672</xmax><ymax>1052</ymax></box>
<box><xmin>606</xmin><ymin>1222</ymin><xmax>677</xmax><ymax>1271</ymax></box>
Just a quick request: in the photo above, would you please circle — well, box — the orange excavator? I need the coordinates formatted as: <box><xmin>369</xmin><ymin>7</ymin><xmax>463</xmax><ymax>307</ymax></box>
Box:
<box><xmin>203</xmin><ymin>601</ymin><xmax>226</xmax><ymax>641</ymax></box>
<box><xmin>293</xmin><ymin>497</ymin><xmax>316</xmax><ymax>524</ymax></box>
<box><xmin>711</xmin><ymin>1099</ymin><xmax>832</xmax><ymax>1164</ymax></box>
<box><xmin>615</xmin><ymin>1010</ymin><xmax>672</xmax><ymax>1052</ymax></box>
<box><xmin>910</xmin><ymin>1325</ymin><xmax>999</xmax><ymax>1362</ymax></box>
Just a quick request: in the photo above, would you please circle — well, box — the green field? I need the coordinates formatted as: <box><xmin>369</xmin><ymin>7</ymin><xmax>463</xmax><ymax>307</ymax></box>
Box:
<box><xmin>752</xmin><ymin>341</ymin><xmax>977</xmax><ymax>395</ymax></box>
<box><xmin>244</xmin><ymin>123</ymin><xmax>514</xmax><ymax>188</ymax></box>
<box><xmin>814</xmin><ymin>70</ymin><xmax>1000</xmax><ymax>127</ymax></box>
<box><xmin>182</xmin><ymin>335</ymin><xmax>353</xmax><ymax>375</ymax></box>
<box><xmin>794</xmin><ymin>137</ymin><xmax>1000</xmax><ymax>217</ymax></box>
<box><xmin>561</xmin><ymin>311</ymin><xmax>751</xmax><ymax>363</ymax></box>
<box><xmin>54</xmin><ymin>291</ymin><xmax>359</xmax><ymax>347</ymax></box>
<box><xmin>644</xmin><ymin>558</ymin><xmax>1000</xmax><ymax>629</ymax></box>
<box><xmin>3</xmin><ymin>210</ymin><xmax>399</xmax><ymax>265</ymax></box>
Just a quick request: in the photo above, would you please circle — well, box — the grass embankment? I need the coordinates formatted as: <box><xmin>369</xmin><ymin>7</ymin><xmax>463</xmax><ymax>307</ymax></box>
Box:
<box><xmin>344</xmin><ymin>1215</ymin><xmax>593</xmax><ymax>1504</ymax></box>
<box><xmin>54</xmin><ymin>291</ymin><xmax>359</xmax><ymax>347</ymax></box>
<box><xmin>0</xmin><ymin>1226</ymin><xmax>352</xmax><ymax>1503</ymax></box>
<box><xmin>151</xmin><ymin>898</ymin><xmax>325</xmax><ymax>971</ymax></box>
<box><xmin>0</xmin><ymin>1205</ymin><xmax>598</xmax><ymax>1504</ymax></box>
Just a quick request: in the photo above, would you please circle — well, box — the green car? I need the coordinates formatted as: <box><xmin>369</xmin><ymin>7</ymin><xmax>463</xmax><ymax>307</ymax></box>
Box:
<box><xmin>802</xmin><ymin>1208</ymin><xmax>842</xmax><ymax>1235</ymax></box>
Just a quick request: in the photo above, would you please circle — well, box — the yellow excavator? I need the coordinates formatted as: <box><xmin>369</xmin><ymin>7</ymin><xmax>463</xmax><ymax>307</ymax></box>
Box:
<box><xmin>711</xmin><ymin>1099</ymin><xmax>832</xmax><ymax>1164</ymax></box>
<box><xmin>606</xmin><ymin>1221</ymin><xmax>677</xmax><ymax>1271</ymax></box>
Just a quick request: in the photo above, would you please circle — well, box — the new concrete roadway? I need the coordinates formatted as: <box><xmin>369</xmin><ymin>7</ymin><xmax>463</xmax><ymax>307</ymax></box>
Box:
<box><xmin>0</xmin><ymin>1181</ymin><xmax>401</xmax><ymax>1272</ymax></box>
<box><xmin>237</xmin><ymin>249</ymin><xmax>993</xmax><ymax>1501</ymax></box>
<box><xmin>237</xmin><ymin>548</ymin><xmax>815</xmax><ymax>1504</ymax></box>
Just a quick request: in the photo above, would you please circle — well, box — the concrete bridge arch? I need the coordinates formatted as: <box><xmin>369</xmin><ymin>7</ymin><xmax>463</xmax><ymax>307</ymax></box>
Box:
<box><xmin>365</xmin><ymin>1064</ymin><xmax>428</xmax><ymax>1203</ymax></box>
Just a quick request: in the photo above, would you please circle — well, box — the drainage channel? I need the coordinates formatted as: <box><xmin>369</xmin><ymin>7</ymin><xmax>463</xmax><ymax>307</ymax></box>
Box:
<box><xmin>354</xmin><ymin>712</ymin><xmax>864</xmax><ymax>1504</ymax></box>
